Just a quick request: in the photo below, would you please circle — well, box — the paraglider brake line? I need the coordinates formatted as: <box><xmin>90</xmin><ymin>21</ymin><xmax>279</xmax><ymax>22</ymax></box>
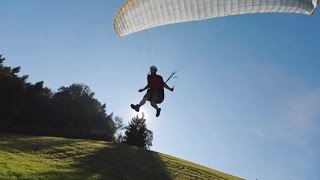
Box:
<box><xmin>165</xmin><ymin>72</ymin><xmax>177</xmax><ymax>83</ymax></box>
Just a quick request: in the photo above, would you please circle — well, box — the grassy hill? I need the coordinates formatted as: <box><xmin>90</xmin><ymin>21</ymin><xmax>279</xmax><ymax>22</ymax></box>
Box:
<box><xmin>0</xmin><ymin>133</ymin><xmax>243</xmax><ymax>180</ymax></box>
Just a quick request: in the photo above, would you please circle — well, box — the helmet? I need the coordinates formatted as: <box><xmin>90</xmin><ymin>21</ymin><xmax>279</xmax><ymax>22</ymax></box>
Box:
<box><xmin>150</xmin><ymin>65</ymin><xmax>157</xmax><ymax>71</ymax></box>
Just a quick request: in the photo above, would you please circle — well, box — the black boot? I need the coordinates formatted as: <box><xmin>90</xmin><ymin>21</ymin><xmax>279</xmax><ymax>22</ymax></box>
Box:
<box><xmin>156</xmin><ymin>108</ymin><xmax>161</xmax><ymax>117</ymax></box>
<box><xmin>131</xmin><ymin>104</ymin><xmax>140</xmax><ymax>112</ymax></box>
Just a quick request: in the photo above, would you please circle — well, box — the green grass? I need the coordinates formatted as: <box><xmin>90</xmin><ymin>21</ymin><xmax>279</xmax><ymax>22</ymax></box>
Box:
<box><xmin>0</xmin><ymin>133</ymin><xmax>243</xmax><ymax>180</ymax></box>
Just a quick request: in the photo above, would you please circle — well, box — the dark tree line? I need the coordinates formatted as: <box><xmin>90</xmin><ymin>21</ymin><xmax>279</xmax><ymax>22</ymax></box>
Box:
<box><xmin>0</xmin><ymin>55</ymin><xmax>116</xmax><ymax>141</ymax></box>
<box><xmin>0</xmin><ymin>54</ymin><xmax>153</xmax><ymax>147</ymax></box>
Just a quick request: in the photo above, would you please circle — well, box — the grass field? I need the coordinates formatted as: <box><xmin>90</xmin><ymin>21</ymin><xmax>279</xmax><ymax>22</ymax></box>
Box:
<box><xmin>0</xmin><ymin>133</ymin><xmax>243</xmax><ymax>180</ymax></box>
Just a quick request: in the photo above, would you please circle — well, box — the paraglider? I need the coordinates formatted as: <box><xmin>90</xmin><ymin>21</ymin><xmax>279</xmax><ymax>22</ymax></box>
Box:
<box><xmin>114</xmin><ymin>0</ymin><xmax>318</xmax><ymax>36</ymax></box>
<box><xmin>131</xmin><ymin>66</ymin><xmax>174</xmax><ymax>117</ymax></box>
<box><xmin>117</xmin><ymin>0</ymin><xmax>318</xmax><ymax>116</ymax></box>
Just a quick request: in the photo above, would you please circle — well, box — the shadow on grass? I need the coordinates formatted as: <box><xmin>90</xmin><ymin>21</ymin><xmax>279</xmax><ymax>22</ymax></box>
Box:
<box><xmin>70</xmin><ymin>143</ymin><xmax>172</xmax><ymax>180</ymax></box>
<box><xmin>0</xmin><ymin>133</ymin><xmax>243</xmax><ymax>180</ymax></box>
<box><xmin>53</xmin><ymin>143</ymin><xmax>173</xmax><ymax>180</ymax></box>
<box><xmin>0</xmin><ymin>133</ymin><xmax>172</xmax><ymax>180</ymax></box>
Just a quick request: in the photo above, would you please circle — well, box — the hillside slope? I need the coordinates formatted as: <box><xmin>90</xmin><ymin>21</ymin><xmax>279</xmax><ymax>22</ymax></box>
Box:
<box><xmin>0</xmin><ymin>133</ymin><xmax>243</xmax><ymax>180</ymax></box>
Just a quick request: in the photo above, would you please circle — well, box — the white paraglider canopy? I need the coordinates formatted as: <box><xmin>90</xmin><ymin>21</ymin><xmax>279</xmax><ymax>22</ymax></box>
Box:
<box><xmin>114</xmin><ymin>0</ymin><xmax>318</xmax><ymax>36</ymax></box>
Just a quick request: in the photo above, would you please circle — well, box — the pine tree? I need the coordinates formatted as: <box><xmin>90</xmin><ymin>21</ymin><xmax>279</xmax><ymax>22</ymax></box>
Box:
<box><xmin>123</xmin><ymin>114</ymin><xmax>153</xmax><ymax>149</ymax></box>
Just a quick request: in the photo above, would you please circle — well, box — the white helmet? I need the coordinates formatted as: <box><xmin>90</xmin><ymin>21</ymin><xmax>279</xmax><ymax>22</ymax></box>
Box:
<box><xmin>150</xmin><ymin>65</ymin><xmax>157</xmax><ymax>71</ymax></box>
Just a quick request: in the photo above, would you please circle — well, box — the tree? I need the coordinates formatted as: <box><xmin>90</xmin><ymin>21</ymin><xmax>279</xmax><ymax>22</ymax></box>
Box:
<box><xmin>0</xmin><ymin>55</ymin><xmax>118</xmax><ymax>141</ymax></box>
<box><xmin>50</xmin><ymin>83</ymin><xmax>116</xmax><ymax>140</ymax></box>
<box><xmin>20</xmin><ymin>81</ymin><xmax>52</xmax><ymax>134</ymax></box>
<box><xmin>0</xmin><ymin>55</ymin><xmax>27</xmax><ymax>129</ymax></box>
<box><xmin>0</xmin><ymin>54</ymin><xmax>52</xmax><ymax>134</ymax></box>
<box><xmin>113</xmin><ymin>116</ymin><xmax>125</xmax><ymax>143</ymax></box>
<box><xmin>123</xmin><ymin>114</ymin><xmax>153</xmax><ymax>149</ymax></box>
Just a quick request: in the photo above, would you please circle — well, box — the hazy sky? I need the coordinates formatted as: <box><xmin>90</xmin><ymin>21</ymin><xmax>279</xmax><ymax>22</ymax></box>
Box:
<box><xmin>1</xmin><ymin>1</ymin><xmax>319</xmax><ymax>179</ymax></box>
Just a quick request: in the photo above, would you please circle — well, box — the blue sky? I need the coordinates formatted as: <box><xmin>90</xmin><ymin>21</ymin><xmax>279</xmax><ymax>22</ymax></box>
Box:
<box><xmin>1</xmin><ymin>1</ymin><xmax>319</xmax><ymax>179</ymax></box>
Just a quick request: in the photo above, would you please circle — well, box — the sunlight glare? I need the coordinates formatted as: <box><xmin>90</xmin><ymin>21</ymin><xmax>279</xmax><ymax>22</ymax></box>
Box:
<box><xmin>131</xmin><ymin>108</ymin><xmax>149</xmax><ymax>120</ymax></box>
